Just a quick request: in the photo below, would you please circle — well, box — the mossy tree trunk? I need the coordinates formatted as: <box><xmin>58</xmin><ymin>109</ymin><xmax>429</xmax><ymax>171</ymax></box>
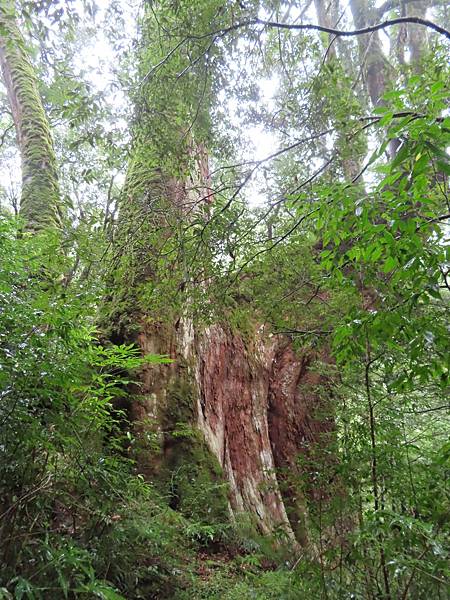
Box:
<box><xmin>349</xmin><ymin>0</ymin><xmax>431</xmax><ymax>159</ymax></box>
<box><xmin>103</xmin><ymin>1</ymin><xmax>339</xmax><ymax>550</ymax></box>
<box><xmin>0</xmin><ymin>0</ymin><xmax>61</xmax><ymax>230</ymax></box>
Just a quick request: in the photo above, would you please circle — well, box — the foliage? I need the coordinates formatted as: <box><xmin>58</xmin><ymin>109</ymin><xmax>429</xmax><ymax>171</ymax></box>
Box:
<box><xmin>0</xmin><ymin>0</ymin><xmax>449</xmax><ymax>598</ymax></box>
<box><xmin>0</xmin><ymin>216</ymin><xmax>190</xmax><ymax>598</ymax></box>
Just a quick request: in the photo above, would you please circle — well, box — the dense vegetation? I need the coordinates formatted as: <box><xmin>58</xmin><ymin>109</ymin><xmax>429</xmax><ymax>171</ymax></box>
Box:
<box><xmin>0</xmin><ymin>1</ymin><xmax>448</xmax><ymax>598</ymax></box>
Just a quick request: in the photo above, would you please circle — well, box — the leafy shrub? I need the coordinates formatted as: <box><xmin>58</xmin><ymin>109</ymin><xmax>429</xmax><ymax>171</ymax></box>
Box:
<box><xmin>0</xmin><ymin>218</ymin><xmax>180</xmax><ymax>598</ymax></box>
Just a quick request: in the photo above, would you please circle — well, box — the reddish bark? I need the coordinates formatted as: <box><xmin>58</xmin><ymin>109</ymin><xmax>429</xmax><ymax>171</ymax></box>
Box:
<box><xmin>129</xmin><ymin>318</ymin><xmax>335</xmax><ymax>545</ymax></box>
<box><xmin>117</xmin><ymin>141</ymin><xmax>335</xmax><ymax>545</ymax></box>
<box><xmin>196</xmin><ymin>325</ymin><xmax>293</xmax><ymax>538</ymax></box>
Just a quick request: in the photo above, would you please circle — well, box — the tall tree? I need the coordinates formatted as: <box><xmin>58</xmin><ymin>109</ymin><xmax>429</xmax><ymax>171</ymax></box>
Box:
<box><xmin>103</xmin><ymin>0</ymin><xmax>344</xmax><ymax>547</ymax></box>
<box><xmin>0</xmin><ymin>0</ymin><xmax>61</xmax><ymax>229</ymax></box>
<box><xmin>0</xmin><ymin>1</ymin><xmax>447</xmax><ymax>596</ymax></box>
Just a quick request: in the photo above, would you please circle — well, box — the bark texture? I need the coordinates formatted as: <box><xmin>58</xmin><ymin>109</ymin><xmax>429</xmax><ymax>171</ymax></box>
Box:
<box><xmin>127</xmin><ymin>315</ymin><xmax>334</xmax><ymax>544</ymax></box>
<box><xmin>407</xmin><ymin>1</ymin><xmax>431</xmax><ymax>66</ymax></box>
<box><xmin>0</xmin><ymin>0</ymin><xmax>61</xmax><ymax>229</ymax></box>
<box><xmin>349</xmin><ymin>0</ymin><xmax>388</xmax><ymax>108</ymax></box>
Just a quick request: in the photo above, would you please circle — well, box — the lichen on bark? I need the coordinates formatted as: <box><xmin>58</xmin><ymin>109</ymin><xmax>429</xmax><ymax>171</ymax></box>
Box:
<box><xmin>0</xmin><ymin>0</ymin><xmax>61</xmax><ymax>230</ymax></box>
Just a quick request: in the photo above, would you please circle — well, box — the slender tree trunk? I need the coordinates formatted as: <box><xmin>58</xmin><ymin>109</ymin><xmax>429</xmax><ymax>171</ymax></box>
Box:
<box><xmin>349</xmin><ymin>0</ymin><xmax>389</xmax><ymax>109</ymax></box>
<box><xmin>313</xmin><ymin>0</ymin><xmax>366</xmax><ymax>180</ymax></box>
<box><xmin>407</xmin><ymin>1</ymin><xmax>431</xmax><ymax>66</ymax></box>
<box><xmin>0</xmin><ymin>0</ymin><xmax>61</xmax><ymax>229</ymax></box>
<box><xmin>313</xmin><ymin>0</ymin><xmax>339</xmax><ymax>59</ymax></box>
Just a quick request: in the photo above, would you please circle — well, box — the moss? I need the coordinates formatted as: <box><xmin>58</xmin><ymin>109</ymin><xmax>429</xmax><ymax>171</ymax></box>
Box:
<box><xmin>0</xmin><ymin>4</ymin><xmax>61</xmax><ymax>230</ymax></box>
<box><xmin>164</xmin><ymin>431</ymin><xmax>229</xmax><ymax>523</ymax></box>
<box><xmin>227</xmin><ymin>305</ymin><xmax>255</xmax><ymax>342</ymax></box>
<box><xmin>160</xmin><ymin>378</ymin><xmax>230</xmax><ymax>524</ymax></box>
<box><xmin>100</xmin><ymin>144</ymin><xmax>183</xmax><ymax>339</ymax></box>
<box><xmin>98</xmin><ymin>285</ymin><xmax>142</xmax><ymax>344</ymax></box>
<box><xmin>163</xmin><ymin>377</ymin><xmax>196</xmax><ymax>426</ymax></box>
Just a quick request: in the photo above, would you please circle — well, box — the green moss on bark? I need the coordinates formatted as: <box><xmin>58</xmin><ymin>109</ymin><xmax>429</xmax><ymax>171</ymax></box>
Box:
<box><xmin>0</xmin><ymin>2</ymin><xmax>61</xmax><ymax>230</ymax></box>
<box><xmin>160</xmin><ymin>378</ymin><xmax>230</xmax><ymax>523</ymax></box>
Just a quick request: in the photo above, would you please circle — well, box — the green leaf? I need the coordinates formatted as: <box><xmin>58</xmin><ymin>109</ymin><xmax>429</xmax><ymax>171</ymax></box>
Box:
<box><xmin>390</xmin><ymin>143</ymin><xmax>411</xmax><ymax>169</ymax></box>
<box><xmin>379</xmin><ymin>112</ymin><xmax>394</xmax><ymax>127</ymax></box>
<box><xmin>369</xmin><ymin>245</ymin><xmax>383</xmax><ymax>263</ymax></box>
<box><xmin>94</xmin><ymin>586</ymin><xmax>126</xmax><ymax>600</ymax></box>
<box><xmin>382</xmin><ymin>256</ymin><xmax>397</xmax><ymax>273</ymax></box>
<box><xmin>373</xmin><ymin>106</ymin><xmax>391</xmax><ymax>114</ymax></box>
<box><xmin>13</xmin><ymin>579</ymin><xmax>34</xmax><ymax>600</ymax></box>
<box><xmin>436</xmin><ymin>160</ymin><xmax>450</xmax><ymax>176</ymax></box>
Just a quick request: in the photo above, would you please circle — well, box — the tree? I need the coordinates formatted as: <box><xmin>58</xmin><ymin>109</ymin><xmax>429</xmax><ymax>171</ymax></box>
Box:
<box><xmin>102</xmin><ymin>0</ymin><xmax>351</xmax><ymax>546</ymax></box>
<box><xmin>0</xmin><ymin>0</ymin><xmax>448</xmax><ymax>597</ymax></box>
<box><xmin>0</xmin><ymin>0</ymin><xmax>61</xmax><ymax>229</ymax></box>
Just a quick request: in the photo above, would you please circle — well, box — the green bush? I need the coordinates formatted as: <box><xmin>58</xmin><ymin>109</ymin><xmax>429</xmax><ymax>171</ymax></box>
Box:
<box><xmin>0</xmin><ymin>217</ymin><xmax>185</xmax><ymax>598</ymax></box>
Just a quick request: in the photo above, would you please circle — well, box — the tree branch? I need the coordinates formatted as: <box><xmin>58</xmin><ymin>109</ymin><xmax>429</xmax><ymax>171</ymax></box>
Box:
<box><xmin>202</xmin><ymin>16</ymin><xmax>450</xmax><ymax>43</ymax></box>
<box><xmin>141</xmin><ymin>16</ymin><xmax>449</xmax><ymax>83</ymax></box>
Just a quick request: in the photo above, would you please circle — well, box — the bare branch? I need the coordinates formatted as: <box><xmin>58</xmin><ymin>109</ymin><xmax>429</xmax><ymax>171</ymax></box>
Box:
<box><xmin>140</xmin><ymin>16</ymin><xmax>449</xmax><ymax>84</ymax></box>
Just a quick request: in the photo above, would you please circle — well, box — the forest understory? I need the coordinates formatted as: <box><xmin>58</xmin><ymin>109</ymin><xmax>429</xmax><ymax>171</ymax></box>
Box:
<box><xmin>0</xmin><ymin>0</ymin><xmax>449</xmax><ymax>598</ymax></box>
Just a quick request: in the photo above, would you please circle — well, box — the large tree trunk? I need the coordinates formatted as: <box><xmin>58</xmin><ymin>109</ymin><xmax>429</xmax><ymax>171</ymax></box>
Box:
<box><xmin>103</xmin><ymin>0</ymin><xmax>337</xmax><ymax>549</ymax></box>
<box><xmin>0</xmin><ymin>0</ymin><xmax>61</xmax><ymax>229</ymax></box>
<box><xmin>120</xmin><ymin>304</ymin><xmax>334</xmax><ymax>546</ymax></box>
<box><xmin>106</xmin><ymin>137</ymin><xmax>335</xmax><ymax>547</ymax></box>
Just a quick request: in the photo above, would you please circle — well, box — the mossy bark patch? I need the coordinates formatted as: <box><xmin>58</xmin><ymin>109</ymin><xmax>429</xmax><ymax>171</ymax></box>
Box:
<box><xmin>160</xmin><ymin>379</ymin><xmax>230</xmax><ymax>523</ymax></box>
<box><xmin>162</xmin><ymin>430</ymin><xmax>229</xmax><ymax>523</ymax></box>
